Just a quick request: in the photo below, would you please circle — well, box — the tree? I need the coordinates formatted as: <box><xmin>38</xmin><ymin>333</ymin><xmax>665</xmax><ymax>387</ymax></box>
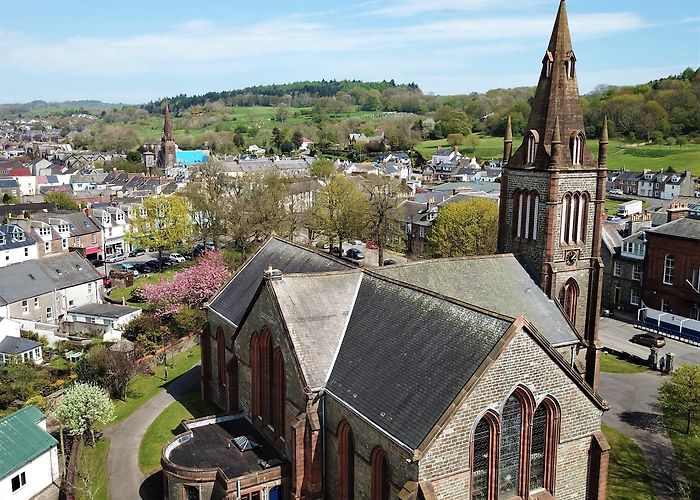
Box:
<box><xmin>427</xmin><ymin>198</ymin><xmax>499</xmax><ymax>258</ymax></box>
<box><xmin>92</xmin><ymin>124</ymin><xmax>140</xmax><ymax>153</ymax></box>
<box><xmin>105</xmin><ymin>351</ymin><xmax>143</xmax><ymax>401</ymax></box>
<box><xmin>659</xmin><ymin>364</ymin><xmax>700</xmax><ymax>435</ymax></box>
<box><xmin>310</xmin><ymin>159</ymin><xmax>336</xmax><ymax>180</ymax></box>
<box><xmin>54</xmin><ymin>383</ymin><xmax>115</xmax><ymax>445</ymax></box>
<box><xmin>465</xmin><ymin>133</ymin><xmax>482</xmax><ymax>154</ymax></box>
<box><xmin>127</xmin><ymin>195</ymin><xmax>192</xmax><ymax>270</ymax></box>
<box><xmin>181</xmin><ymin>162</ymin><xmax>231</xmax><ymax>248</ymax></box>
<box><xmin>447</xmin><ymin>133</ymin><xmax>465</xmax><ymax>147</ymax></box>
<box><xmin>436</xmin><ymin>108</ymin><xmax>472</xmax><ymax>136</ymax></box>
<box><xmin>45</xmin><ymin>191</ymin><xmax>79</xmax><ymax>210</ymax></box>
<box><xmin>364</xmin><ymin>176</ymin><xmax>404</xmax><ymax>266</ymax></box>
<box><xmin>314</xmin><ymin>174</ymin><xmax>368</xmax><ymax>249</ymax></box>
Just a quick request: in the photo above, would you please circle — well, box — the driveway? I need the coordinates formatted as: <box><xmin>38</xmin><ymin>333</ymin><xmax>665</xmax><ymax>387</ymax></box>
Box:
<box><xmin>600</xmin><ymin>371</ymin><xmax>688</xmax><ymax>499</ymax></box>
<box><xmin>104</xmin><ymin>365</ymin><xmax>201</xmax><ymax>500</ymax></box>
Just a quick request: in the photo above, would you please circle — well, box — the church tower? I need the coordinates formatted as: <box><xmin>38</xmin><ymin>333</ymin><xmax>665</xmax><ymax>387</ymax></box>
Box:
<box><xmin>497</xmin><ymin>0</ymin><xmax>607</xmax><ymax>391</ymax></box>
<box><xmin>157</xmin><ymin>101</ymin><xmax>177</xmax><ymax>172</ymax></box>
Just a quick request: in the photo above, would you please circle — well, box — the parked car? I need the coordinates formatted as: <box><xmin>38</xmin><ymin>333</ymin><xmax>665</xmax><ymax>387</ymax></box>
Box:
<box><xmin>100</xmin><ymin>273</ymin><xmax>112</xmax><ymax>289</ymax></box>
<box><xmin>630</xmin><ymin>333</ymin><xmax>666</xmax><ymax>348</ymax></box>
<box><xmin>129</xmin><ymin>248</ymin><xmax>145</xmax><ymax>257</ymax></box>
<box><xmin>346</xmin><ymin>248</ymin><xmax>364</xmax><ymax>260</ymax></box>
<box><xmin>383</xmin><ymin>258</ymin><xmax>397</xmax><ymax>266</ymax></box>
<box><xmin>169</xmin><ymin>253</ymin><xmax>186</xmax><ymax>263</ymax></box>
<box><xmin>607</xmin><ymin>215</ymin><xmax>621</xmax><ymax>222</ymax></box>
<box><xmin>366</xmin><ymin>240</ymin><xmax>379</xmax><ymax>250</ymax></box>
<box><xmin>146</xmin><ymin>259</ymin><xmax>162</xmax><ymax>271</ymax></box>
<box><xmin>331</xmin><ymin>246</ymin><xmax>342</xmax><ymax>256</ymax></box>
<box><xmin>134</xmin><ymin>263</ymin><xmax>153</xmax><ymax>274</ymax></box>
<box><xmin>120</xmin><ymin>263</ymin><xmax>140</xmax><ymax>277</ymax></box>
<box><xmin>609</xmin><ymin>189</ymin><xmax>624</xmax><ymax>195</ymax></box>
<box><xmin>105</xmin><ymin>253</ymin><xmax>125</xmax><ymax>263</ymax></box>
<box><xmin>159</xmin><ymin>256</ymin><xmax>175</xmax><ymax>268</ymax></box>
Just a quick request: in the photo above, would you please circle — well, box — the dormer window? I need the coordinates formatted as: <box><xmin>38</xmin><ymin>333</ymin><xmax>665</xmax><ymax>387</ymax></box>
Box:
<box><xmin>525</xmin><ymin>130</ymin><xmax>539</xmax><ymax>165</ymax></box>
<box><xmin>570</xmin><ymin>132</ymin><xmax>585</xmax><ymax>165</ymax></box>
<box><xmin>542</xmin><ymin>52</ymin><xmax>553</xmax><ymax>78</ymax></box>
<box><xmin>565</xmin><ymin>52</ymin><xmax>576</xmax><ymax>78</ymax></box>
<box><xmin>55</xmin><ymin>268</ymin><xmax>63</xmax><ymax>276</ymax></box>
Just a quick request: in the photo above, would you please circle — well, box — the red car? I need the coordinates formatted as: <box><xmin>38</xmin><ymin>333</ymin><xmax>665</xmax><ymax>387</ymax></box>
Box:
<box><xmin>366</xmin><ymin>240</ymin><xmax>379</xmax><ymax>250</ymax></box>
<box><xmin>100</xmin><ymin>273</ymin><xmax>112</xmax><ymax>289</ymax></box>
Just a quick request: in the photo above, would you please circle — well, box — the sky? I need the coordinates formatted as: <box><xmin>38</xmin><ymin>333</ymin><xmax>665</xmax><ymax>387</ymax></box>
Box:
<box><xmin>0</xmin><ymin>0</ymin><xmax>698</xmax><ymax>104</ymax></box>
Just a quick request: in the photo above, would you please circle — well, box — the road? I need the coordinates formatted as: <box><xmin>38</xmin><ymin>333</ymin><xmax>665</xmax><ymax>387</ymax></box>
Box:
<box><xmin>104</xmin><ymin>365</ymin><xmax>201</xmax><ymax>500</ymax></box>
<box><xmin>599</xmin><ymin>317</ymin><xmax>700</xmax><ymax>367</ymax></box>
<box><xmin>312</xmin><ymin>240</ymin><xmax>408</xmax><ymax>268</ymax></box>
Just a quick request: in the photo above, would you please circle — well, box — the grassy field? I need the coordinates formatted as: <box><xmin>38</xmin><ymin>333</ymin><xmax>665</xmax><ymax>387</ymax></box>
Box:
<box><xmin>112</xmin><ymin>345</ymin><xmax>201</xmax><ymax>423</ymax></box>
<box><xmin>664</xmin><ymin>403</ymin><xmax>700</xmax><ymax>497</ymax></box>
<box><xmin>414</xmin><ymin>135</ymin><xmax>505</xmax><ymax>160</ymax></box>
<box><xmin>602</xmin><ymin>424</ymin><xmax>656</xmax><ymax>500</ymax></box>
<box><xmin>600</xmin><ymin>352</ymin><xmax>648</xmax><ymax>374</ymax></box>
<box><xmin>138</xmin><ymin>392</ymin><xmax>218</xmax><ymax>473</ymax></box>
<box><xmin>109</xmin><ymin>262</ymin><xmax>192</xmax><ymax>308</ymax></box>
<box><xmin>76</xmin><ymin>437</ymin><xmax>110</xmax><ymax>500</ymax></box>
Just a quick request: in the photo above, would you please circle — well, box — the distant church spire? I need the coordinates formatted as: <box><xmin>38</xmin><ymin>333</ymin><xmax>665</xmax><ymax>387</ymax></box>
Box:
<box><xmin>503</xmin><ymin>115</ymin><xmax>513</xmax><ymax>163</ymax></box>
<box><xmin>507</xmin><ymin>0</ymin><xmax>593</xmax><ymax>170</ymax></box>
<box><xmin>163</xmin><ymin>101</ymin><xmax>173</xmax><ymax>142</ymax></box>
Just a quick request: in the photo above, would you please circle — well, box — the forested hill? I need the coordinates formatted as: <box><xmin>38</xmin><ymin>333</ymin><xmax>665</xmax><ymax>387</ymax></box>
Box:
<box><xmin>143</xmin><ymin>80</ymin><xmax>420</xmax><ymax>114</ymax></box>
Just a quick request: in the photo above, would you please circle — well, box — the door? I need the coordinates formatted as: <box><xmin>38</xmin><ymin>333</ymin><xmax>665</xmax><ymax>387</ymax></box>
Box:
<box><xmin>268</xmin><ymin>487</ymin><xmax>282</xmax><ymax>500</ymax></box>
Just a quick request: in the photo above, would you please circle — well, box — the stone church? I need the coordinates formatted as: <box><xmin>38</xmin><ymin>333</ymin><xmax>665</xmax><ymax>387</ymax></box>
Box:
<box><xmin>161</xmin><ymin>2</ymin><xmax>611</xmax><ymax>499</ymax></box>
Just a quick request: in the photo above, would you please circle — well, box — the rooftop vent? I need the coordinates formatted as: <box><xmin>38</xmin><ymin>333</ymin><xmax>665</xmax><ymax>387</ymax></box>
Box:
<box><xmin>233</xmin><ymin>436</ymin><xmax>260</xmax><ymax>452</ymax></box>
<box><xmin>263</xmin><ymin>265</ymin><xmax>282</xmax><ymax>281</ymax></box>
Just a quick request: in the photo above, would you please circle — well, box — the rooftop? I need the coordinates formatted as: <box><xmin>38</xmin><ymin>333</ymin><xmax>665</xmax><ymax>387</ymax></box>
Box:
<box><xmin>0</xmin><ymin>406</ymin><xmax>57</xmax><ymax>480</ymax></box>
<box><xmin>649</xmin><ymin>217</ymin><xmax>700</xmax><ymax>241</ymax></box>
<box><xmin>68</xmin><ymin>303</ymin><xmax>139</xmax><ymax>318</ymax></box>
<box><xmin>0</xmin><ymin>336</ymin><xmax>41</xmax><ymax>355</ymax></box>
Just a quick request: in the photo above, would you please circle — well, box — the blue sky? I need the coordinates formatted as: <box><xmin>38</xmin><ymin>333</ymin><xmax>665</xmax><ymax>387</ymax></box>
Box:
<box><xmin>1</xmin><ymin>0</ymin><xmax>697</xmax><ymax>103</ymax></box>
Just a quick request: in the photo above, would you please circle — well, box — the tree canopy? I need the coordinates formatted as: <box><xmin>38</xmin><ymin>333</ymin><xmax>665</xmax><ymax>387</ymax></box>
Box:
<box><xmin>54</xmin><ymin>382</ymin><xmax>114</xmax><ymax>444</ymax></box>
<box><xmin>427</xmin><ymin>198</ymin><xmax>499</xmax><ymax>258</ymax></box>
<box><xmin>659</xmin><ymin>364</ymin><xmax>700</xmax><ymax>434</ymax></box>
<box><xmin>127</xmin><ymin>195</ymin><xmax>192</xmax><ymax>263</ymax></box>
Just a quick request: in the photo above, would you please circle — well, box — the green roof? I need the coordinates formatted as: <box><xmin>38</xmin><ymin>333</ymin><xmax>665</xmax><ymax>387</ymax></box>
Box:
<box><xmin>0</xmin><ymin>405</ymin><xmax>57</xmax><ymax>479</ymax></box>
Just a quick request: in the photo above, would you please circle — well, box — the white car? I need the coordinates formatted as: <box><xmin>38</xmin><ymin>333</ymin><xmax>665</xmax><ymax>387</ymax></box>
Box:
<box><xmin>609</xmin><ymin>189</ymin><xmax>623</xmax><ymax>195</ymax></box>
<box><xmin>169</xmin><ymin>253</ymin><xmax>186</xmax><ymax>263</ymax></box>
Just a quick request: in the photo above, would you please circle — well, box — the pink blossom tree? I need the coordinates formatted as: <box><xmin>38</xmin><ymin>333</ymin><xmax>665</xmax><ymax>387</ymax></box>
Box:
<box><xmin>141</xmin><ymin>251</ymin><xmax>231</xmax><ymax>317</ymax></box>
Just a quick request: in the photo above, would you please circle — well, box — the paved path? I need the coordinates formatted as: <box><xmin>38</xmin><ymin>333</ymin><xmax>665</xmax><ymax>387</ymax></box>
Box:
<box><xmin>104</xmin><ymin>365</ymin><xmax>201</xmax><ymax>500</ymax></box>
<box><xmin>600</xmin><ymin>371</ymin><xmax>688</xmax><ymax>499</ymax></box>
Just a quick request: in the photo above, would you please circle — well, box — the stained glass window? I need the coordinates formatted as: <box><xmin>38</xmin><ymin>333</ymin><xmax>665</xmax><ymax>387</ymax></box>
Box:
<box><xmin>529</xmin><ymin>405</ymin><xmax>548</xmax><ymax>491</ymax></box>
<box><xmin>472</xmin><ymin>419</ymin><xmax>491</xmax><ymax>500</ymax></box>
<box><xmin>499</xmin><ymin>396</ymin><xmax>522</xmax><ymax>498</ymax></box>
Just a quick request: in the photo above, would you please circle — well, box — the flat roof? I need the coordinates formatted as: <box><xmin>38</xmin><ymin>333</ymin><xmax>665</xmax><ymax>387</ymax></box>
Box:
<box><xmin>68</xmin><ymin>303</ymin><xmax>140</xmax><ymax>318</ymax></box>
<box><xmin>168</xmin><ymin>415</ymin><xmax>286</xmax><ymax>480</ymax></box>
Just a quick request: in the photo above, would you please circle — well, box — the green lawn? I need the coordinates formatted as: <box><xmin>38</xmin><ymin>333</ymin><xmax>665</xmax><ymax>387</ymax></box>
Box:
<box><xmin>664</xmin><ymin>404</ymin><xmax>700</xmax><ymax>498</ymax></box>
<box><xmin>600</xmin><ymin>352</ymin><xmax>649</xmax><ymax>374</ymax></box>
<box><xmin>76</xmin><ymin>437</ymin><xmax>110</xmax><ymax>500</ymax></box>
<box><xmin>602</xmin><ymin>424</ymin><xmax>656</xmax><ymax>500</ymax></box>
<box><xmin>112</xmin><ymin>345</ymin><xmax>201</xmax><ymax>423</ymax></box>
<box><xmin>138</xmin><ymin>392</ymin><xmax>218</xmax><ymax>473</ymax></box>
<box><xmin>109</xmin><ymin>262</ymin><xmax>192</xmax><ymax>308</ymax></box>
<box><xmin>414</xmin><ymin>135</ymin><xmax>505</xmax><ymax>161</ymax></box>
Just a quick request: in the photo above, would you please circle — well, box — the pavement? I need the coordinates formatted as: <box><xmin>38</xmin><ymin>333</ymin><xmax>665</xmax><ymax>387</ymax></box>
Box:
<box><xmin>600</xmin><ymin>371</ymin><xmax>689</xmax><ymax>499</ymax></box>
<box><xmin>599</xmin><ymin>317</ymin><xmax>700</xmax><ymax>367</ymax></box>
<box><xmin>104</xmin><ymin>365</ymin><xmax>201</xmax><ymax>500</ymax></box>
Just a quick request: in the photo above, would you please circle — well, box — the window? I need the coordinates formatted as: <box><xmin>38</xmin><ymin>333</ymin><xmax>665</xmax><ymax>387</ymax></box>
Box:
<box><xmin>68</xmin><ymin>300</ymin><xmax>74</xmax><ymax>307</ymax></box>
<box><xmin>529</xmin><ymin>399</ymin><xmax>560</xmax><ymax>494</ymax></box>
<box><xmin>613</xmin><ymin>261</ymin><xmax>621</xmax><ymax>277</ymax></box>
<box><xmin>22</xmin><ymin>300</ymin><xmax>28</xmax><ymax>314</ymax></box>
<box><xmin>87</xmin><ymin>283</ymin><xmax>92</xmax><ymax>294</ymax></box>
<box><xmin>273</xmin><ymin>348</ymin><xmax>285</xmax><ymax>435</ymax></box>
<box><xmin>631</xmin><ymin>264</ymin><xmax>642</xmax><ymax>281</ymax></box>
<box><xmin>560</xmin><ymin>191</ymin><xmax>589</xmax><ymax>244</ymax></box>
<box><xmin>663</xmin><ymin>255</ymin><xmax>675</xmax><ymax>285</ymax></box>
<box><xmin>34</xmin><ymin>298</ymin><xmax>39</xmax><ymax>308</ymax></box>
<box><xmin>337</xmin><ymin>421</ymin><xmax>355</xmax><ymax>500</ymax></box>
<box><xmin>216</xmin><ymin>327</ymin><xmax>226</xmax><ymax>385</ymax></box>
<box><xmin>570</xmin><ymin>132</ymin><xmax>584</xmax><ymax>165</ymax></box>
<box><xmin>24</xmin><ymin>247</ymin><xmax>29</xmax><ymax>257</ymax></box>
<box><xmin>542</xmin><ymin>52</ymin><xmax>553</xmax><ymax>78</ymax></box>
<box><xmin>512</xmin><ymin>190</ymin><xmax>540</xmax><ymax>242</ymax></box>
<box><xmin>691</xmin><ymin>268</ymin><xmax>700</xmax><ymax>292</ymax></box>
<box><xmin>499</xmin><ymin>396</ymin><xmax>523</xmax><ymax>498</ymax></box>
<box><xmin>630</xmin><ymin>289</ymin><xmax>641</xmax><ymax>306</ymax></box>
<box><xmin>91</xmin><ymin>234</ymin><xmax>97</xmax><ymax>244</ymax></box>
<box><xmin>62</xmin><ymin>238</ymin><xmax>69</xmax><ymax>249</ymax></box>
<box><xmin>75</xmin><ymin>237</ymin><xmax>80</xmax><ymax>247</ymax></box>
<box><xmin>44</xmin><ymin>241</ymin><xmax>51</xmax><ymax>252</ymax></box>
<box><xmin>184</xmin><ymin>485</ymin><xmax>199</xmax><ymax>500</ymax></box>
<box><xmin>11</xmin><ymin>471</ymin><xmax>26</xmax><ymax>492</ymax></box>
<box><xmin>370</xmin><ymin>447</ymin><xmax>391</xmax><ymax>500</ymax></box>
<box><xmin>250</xmin><ymin>332</ymin><xmax>261</xmax><ymax>417</ymax></box>
<box><xmin>559</xmin><ymin>278</ymin><xmax>580</xmax><ymax>326</ymax></box>
<box><xmin>565</xmin><ymin>55</ymin><xmax>576</xmax><ymax>78</ymax></box>
<box><xmin>661</xmin><ymin>299</ymin><xmax>671</xmax><ymax>313</ymax></box>
<box><xmin>525</xmin><ymin>131</ymin><xmax>539</xmax><ymax>165</ymax></box>
<box><xmin>46</xmin><ymin>307</ymin><xmax>53</xmax><ymax>321</ymax></box>
<box><xmin>471</xmin><ymin>413</ymin><xmax>498</xmax><ymax>500</ymax></box>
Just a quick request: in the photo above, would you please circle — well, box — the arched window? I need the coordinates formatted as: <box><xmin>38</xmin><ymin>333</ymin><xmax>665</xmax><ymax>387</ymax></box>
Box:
<box><xmin>370</xmin><ymin>447</ymin><xmax>391</xmax><ymax>500</ymax></box>
<box><xmin>565</xmin><ymin>54</ymin><xmax>576</xmax><ymax>78</ymax></box>
<box><xmin>560</xmin><ymin>191</ymin><xmax>589</xmax><ymax>244</ymax></box>
<box><xmin>250</xmin><ymin>332</ymin><xmax>261</xmax><ymax>417</ymax></box>
<box><xmin>337</xmin><ymin>421</ymin><xmax>355</xmax><ymax>500</ymax></box>
<box><xmin>663</xmin><ymin>255</ymin><xmax>675</xmax><ymax>285</ymax></box>
<box><xmin>570</xmin><ymin>132</ymin><xmax>584</xmax><ymax>165</ymax></box>
<box><xmin>260</xmin><ymin>328</ymin><xmax>273</xmax><ymax>423</ymax></box>
<box><xmin>513</xmin><ymin>189</ymin><xmax>540</xmax><ymax>242</ymax></box>
<box><xmin>559</xmin><ymin>278</ymin><xmax>580</xmax><ymax>325</ymax></box>
<box><xmin>216</xmin><ymin>327</ymin><xmax>226</xmax><ymax>385</ymax></box>
<box><xmin>525</xmin><ymin>131</ymin><xmax>539</xmax><ymax>165</ymax></box>
<box><xmin>530</xmin><ymin>398</ymin><xmax>560</xmax><ymax>494</ymax></box>
<box><xmin>471</xmin><ymin>412</ymin><xmax>499</xmax><ymax>500</ymax></box>
<box><xmin>201</xmin><ymin>325</ymin><xmax>212</xmax><ymax>387</ymax></box>
<box><xmin>542</xmin><ymin>52</ymin><xmax>553</xmax><ymax>78</ymax></box>
<box><xmin>273</xmin><ymin>348</ymin><xmax>285</xmax><ymax>436</ymax></box>
<box><xmin>499</xmin><ymin>396</ymin><xmax>522</xmax><ymax>498</ymax></box>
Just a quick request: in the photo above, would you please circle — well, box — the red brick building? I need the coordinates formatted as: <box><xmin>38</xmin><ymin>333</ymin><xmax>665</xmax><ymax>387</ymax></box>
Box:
<box><xmin>643</xmin><ymin>218</ymin><xmax>700</xmax><ymax>320</ymax></box>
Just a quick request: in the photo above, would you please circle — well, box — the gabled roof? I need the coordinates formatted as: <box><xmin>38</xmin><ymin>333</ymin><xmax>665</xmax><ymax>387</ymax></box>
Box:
<box><xmin>648</xmin><ymin>217</ymin><xmax>700</xmax><ymax>241</ymax></box>
<box><xmin>0</xmin><ymin>406</ymin><xmax>57</xmax><ymax>479</ymax></box>
<box><xmin>0</xmin><ymin>336</ymin><xmax>41</xmax><ymax>355</ymax></box>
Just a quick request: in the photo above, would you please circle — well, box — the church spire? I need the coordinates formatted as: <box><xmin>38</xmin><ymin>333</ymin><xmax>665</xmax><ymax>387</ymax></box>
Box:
<box><xmin>503</xmin><ymin>115</ymin><xmax>513</xmax><ymax>163</ymax></box>
<box><xmin>163</xmin><ymin>101</ymin><xmax>173</xmax><ymax>142</ymax></box>
<box><xmin>507</xmin><ymin>0</ymin><xmax>593</xmax><ymax>170</ymax></box>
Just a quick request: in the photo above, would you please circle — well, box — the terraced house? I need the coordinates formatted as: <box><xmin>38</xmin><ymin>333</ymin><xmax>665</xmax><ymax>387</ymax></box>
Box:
<box><xmin>167</xmin><ymin>2</ymin><xmax>611</xmax><ymax>499</ymax></box>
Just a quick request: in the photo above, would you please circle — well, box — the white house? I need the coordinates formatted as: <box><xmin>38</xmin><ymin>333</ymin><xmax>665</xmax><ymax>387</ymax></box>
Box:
<box><xmin>93</xmin><ymin>206</ymin><xmax>128</xmax><ymax>258</ymax></box>
<box><xmin>64</xmin><ymin>303</ymin><xmax>141</xmax><ymax>342</ymax></box>
<box><xmin>0</xmin><ymin>406</ymin><xmax>59</xmax><ymax>500</ymax></box>
<box><xmin>0</xmin><ymin>224</ymin><xmax>38</xmax><ymax>268</ymax></box>
<box><xmin>0</xmin><ymin>317</ymin><xmax>42</xmax><ymax>364</ymax></box>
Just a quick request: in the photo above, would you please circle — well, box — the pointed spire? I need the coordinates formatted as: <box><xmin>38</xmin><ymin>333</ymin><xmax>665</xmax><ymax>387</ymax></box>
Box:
<box><xmin>550</xmin><ymin>116</ymin><xmax>562</xmax><ymax>168</ymax></box>
<box><xmin>599</xmin><ymin>116</ymin><xmax>609</xmax><ymax>144</ymax></box>
<box><xmin>547</xmin><ymin>0</ymin><xmax>573</xmax><ymax>56</ymax></box>
<box><xmin>503</xmin><ymin>115</ymin><xmax>513</xmax><ymax>163</ymax></box>
<box><xmin>505</xmin><ymin>115</ymin><xmax>513</xmax><ymax>142</ymax></box>
<box><xmin>551</xmin><ymin>116</ymin><xmax>561</xmax><ymax>144</ymax></box>
<box><xmin>163</xmin><ymin>101</ymin><xmax>173</xmax><ymax>142</ymax></box>
<box><xmin>598</xmin><ymin>116</ymin><xmax>609</xmax><ymax>169</ymax></box>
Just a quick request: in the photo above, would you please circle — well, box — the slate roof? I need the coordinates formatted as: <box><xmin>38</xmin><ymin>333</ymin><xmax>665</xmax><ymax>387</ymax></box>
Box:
<box><xmin>0</xmin><ymin>336</ymin><xmax>41</xmax><ymax>355</ymax></box>
<box><xmin>326</xmin><ymin>272</ymin><xmax>512</xmax><ymax>449</ymax></box>
<box><xmin>68</xmin><ymin>303</ymin><xmax>139</xmax><ymax>318</ymax></box>
<box><xmin>374</xmin><ymin>255</ymin><xmax>580</xmax><ymax>346</ymax></box>
<box><xmin>0</xmin><ymin>406</ymin><xmax>57</xmax><ymax>480</ymax></box>
<box><xmin>648</xmin><ymin>217</ymin><xmax>700</xmax><ymax>241</ymax></box>
<box><xmin>209</xmin><ymin>238</ymin><xmax>354</xmax><ymax>327</ymax></box>
<box><xmin>0</xmin><ymin>224</ymin><xmax>34</xmax><ymax>251</ymax></box>
<box><xmin>0</xmin><ymin>178</ymin><xmax>20</xmax><ymax>189</ymax></box>
<box><xmin>270</xmin><ymin>271</ymin><xmax>362</xmax><ymax>389</ymax></box>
